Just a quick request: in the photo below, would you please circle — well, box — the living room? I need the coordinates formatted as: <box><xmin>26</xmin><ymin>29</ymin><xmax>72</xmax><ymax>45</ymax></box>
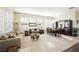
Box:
<box><xmin>0</xmin><ymin>7</ymin><xmax>79</xmax><ymax>52</ymax></box>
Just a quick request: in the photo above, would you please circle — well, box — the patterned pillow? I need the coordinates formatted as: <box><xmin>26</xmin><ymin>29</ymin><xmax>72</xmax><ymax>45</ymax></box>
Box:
<box><xmin>0</xmin><ymin>36</ymin><xmax>2</xmax><ymax>40</ymax></box>
<box><xmin>0</xmin><ymin>35</ymin><xmax>7</xmax><ymax>40</ymax></box>
<box><xmin>8</xmin><ymin>33</ymin><xmax>12</xmax><ymax>38</ymax></box>
<box><xmin>8</xmin><ymin>33</ymin><xmax>16</xmax><ymax>38</ymax></box>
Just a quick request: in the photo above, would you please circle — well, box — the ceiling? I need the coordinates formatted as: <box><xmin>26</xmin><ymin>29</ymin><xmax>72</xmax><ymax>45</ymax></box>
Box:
<box><xmin>12</xmin><ymin>7</ymin><xmax>77</xmax><ymax>17</ymax></box>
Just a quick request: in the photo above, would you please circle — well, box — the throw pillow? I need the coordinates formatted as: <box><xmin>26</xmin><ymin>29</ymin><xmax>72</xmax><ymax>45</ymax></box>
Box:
<box><xmin>1</xmin><ymin>35</ymin><xmax>6</xmax><ymax>40</ymax></box>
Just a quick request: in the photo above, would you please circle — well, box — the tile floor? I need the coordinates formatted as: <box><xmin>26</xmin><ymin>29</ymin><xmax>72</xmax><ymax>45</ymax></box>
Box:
<box><xmin>18</xmin><ymin>33</ymin><xmax>79</xmax><ymax>52</ymax></box>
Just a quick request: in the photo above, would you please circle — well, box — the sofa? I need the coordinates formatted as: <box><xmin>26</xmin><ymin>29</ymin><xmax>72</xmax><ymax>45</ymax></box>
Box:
<box><xmin>0</xmin><ymin>31</ymin><xmax>22</xmax><ymax>52</ymax></box>
<box><xmin>0</xmin><ymin>38</ymin><xmax>20</xmax><ymax>52</ymax></box>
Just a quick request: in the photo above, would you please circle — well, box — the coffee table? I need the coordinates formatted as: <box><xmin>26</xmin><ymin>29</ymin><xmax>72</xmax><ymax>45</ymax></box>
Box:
<box><xmin>30</xmin><ymin>33</ymin><xmax>39</xmax><ymax>40</ymax></box>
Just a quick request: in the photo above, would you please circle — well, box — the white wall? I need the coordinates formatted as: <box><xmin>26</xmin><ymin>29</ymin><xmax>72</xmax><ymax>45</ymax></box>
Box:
<box><xmin>14</xmin><ymin>12</ymin><xmax>54</xmax><ymax>32</ymax></box>
<box><xmin>75</xmin><ymin>11</ymin><xmax>79</xmax><ymax>34</ymax></box>
<box><xmin>75</xmin><ymin>11</ymin><xmax>79</xmax><ymax>28</ymax></box>
<box><xmin>0</xmin><ymin>8</ymin><xmax>4</xmax><ymax>35</ymax></box>
<box><xmin>3</xmin><ymin>8</ymin><xmax>14</xmax><ymax>33</ymax></box>
<box><xmin>0</xmin><ymin>7</ymin><xmax>14</xmax><ymax>35</ymax></box>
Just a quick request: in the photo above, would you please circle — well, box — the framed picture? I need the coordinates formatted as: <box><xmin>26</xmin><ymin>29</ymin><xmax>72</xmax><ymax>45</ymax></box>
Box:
<box><xmin>29</xmin><ymin>23</ymin><xmax>37</xmax><ymax>27</ymax></box>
